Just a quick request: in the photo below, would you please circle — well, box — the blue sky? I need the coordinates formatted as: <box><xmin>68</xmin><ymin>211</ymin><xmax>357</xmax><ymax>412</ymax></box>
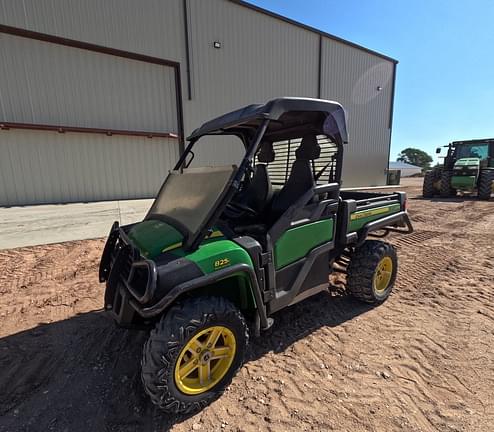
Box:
<box><xmin>249</xmin><ymin>0</ymin><xmax>494</xmax><ymax>161</ymax></box>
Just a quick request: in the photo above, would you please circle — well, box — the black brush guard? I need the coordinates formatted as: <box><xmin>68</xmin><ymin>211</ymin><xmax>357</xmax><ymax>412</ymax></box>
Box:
<box><xmin>99</xmin><ymin>222</ymin><xmax>158</xmax><ymax>325</ymax></box>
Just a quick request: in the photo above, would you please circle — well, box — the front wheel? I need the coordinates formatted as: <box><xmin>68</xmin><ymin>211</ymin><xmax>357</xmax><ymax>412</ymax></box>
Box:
<box><xmin>141</xmin><ymin>296</ymin><xmax>248</xmax><ymax>414</ymax></box>
<box><xmin>478</xmin><ymin>171</ymin><xmax>494</xmax><ymax>200</ymax></box>
<box><xmin>423</xmin><ymin>170</ymin><xmax>438</xmax><ymax>197</ymax></box>
<box><xmin>440</xmin><ymin>170</ymin><xmax>456</xmax><ymax>197</ymax></box>
<box><xmin>346</xmin><ymin>240</ymin><xmax>398</xmax><ymax>304</ymax></box>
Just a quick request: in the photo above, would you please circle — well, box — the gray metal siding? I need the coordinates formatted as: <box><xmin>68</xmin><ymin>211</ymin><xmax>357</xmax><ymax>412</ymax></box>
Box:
<box><xmin>0</xmin><ymin>0</ymin><xmax>396</xmax><ymax>205</ymax></box>
<box><xmin>0</xmin><ymin>30</ymin><xmax>181</xmax><ymax>206</ymax></box>
<box><xmin>185</xmin><ymin>0</ymin><xmax>319</xmax><ymax>131</ymax></box>
<box><xmin>0</xmin><ymin>33</ymin><xmax>178</xmax><ymax>132</ymax></box>
<box><xmin>0</xmin><ymin>0</ymin><xmax>185</xmax><ymax>62</ymax></box>
<box><xmin>0</xmin><ymin>129</ymin><xmax>178</xmax><ymax>206</ymax></box>
<box><xmin>321</xmin><ymin>38</ymin><xmax>394</xmax><ymax>187</ymax></box>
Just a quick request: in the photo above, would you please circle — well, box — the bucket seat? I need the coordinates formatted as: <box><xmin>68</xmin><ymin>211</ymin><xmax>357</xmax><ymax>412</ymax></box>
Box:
<box><xmin>269</xmin><ymin>134</ymin><xmax>320</xmax><ymax>220</ymax></box>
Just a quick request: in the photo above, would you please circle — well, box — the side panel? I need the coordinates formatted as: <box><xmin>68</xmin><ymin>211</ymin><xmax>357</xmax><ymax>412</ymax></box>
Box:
<box><xmin>348</xmin><ymin>203</ymin><xmax>401</xmax><ymax>232</ymax></box>
<box><xmin>274</xmin><ymin>218</ymin><xmax>334</xmax><ymax>269</ymax></box>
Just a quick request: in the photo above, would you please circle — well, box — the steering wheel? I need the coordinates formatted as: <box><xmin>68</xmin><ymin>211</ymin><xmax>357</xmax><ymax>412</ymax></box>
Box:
<box><xmin>225</xmin><ymin>201</ymin><xmax>258</xmax><ymax>218</ymax></box>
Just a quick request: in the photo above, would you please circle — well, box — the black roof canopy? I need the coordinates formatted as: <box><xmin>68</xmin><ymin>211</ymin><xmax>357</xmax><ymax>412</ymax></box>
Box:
<box><xmin>188</xmin><ymin>97</ymin><xmax>348</xmax><ymax>145</ymax></box>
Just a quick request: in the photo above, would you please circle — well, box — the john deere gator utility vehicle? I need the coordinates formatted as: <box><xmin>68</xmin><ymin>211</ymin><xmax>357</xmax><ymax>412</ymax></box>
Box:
<box><xmin>423</xmin><ymin>138</ymin><xmax>494</xmax><ymax>199</ymax></box>
<box><xmin>99</xmin><ymin>98</ymin><xmax>413</xmax><ymax>414</ymax></box>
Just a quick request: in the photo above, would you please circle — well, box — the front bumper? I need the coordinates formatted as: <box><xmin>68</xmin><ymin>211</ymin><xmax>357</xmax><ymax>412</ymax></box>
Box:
<box><xmin>99</xmin><ymin>222</ymin><xmax>157</xmax><ymax>325</ymax></box>
<box><xmin>99</xmin><ymin>222</ymin><xmax>207</xmax><ymax>325</ymax></box>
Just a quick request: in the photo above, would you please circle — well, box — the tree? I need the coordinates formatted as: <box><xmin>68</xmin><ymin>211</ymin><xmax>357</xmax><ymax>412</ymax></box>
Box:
<box><xmin>397</xmin><ymin>148</ymin><xmax>433</xmax><ymax>169</ymax></box>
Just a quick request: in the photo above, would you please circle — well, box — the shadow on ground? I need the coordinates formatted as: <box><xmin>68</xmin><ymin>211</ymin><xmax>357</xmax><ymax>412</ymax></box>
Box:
<box><xmin>0</xmin><ymin>291</ymin><xmax>374</xmax><ymax>432</ymax></box>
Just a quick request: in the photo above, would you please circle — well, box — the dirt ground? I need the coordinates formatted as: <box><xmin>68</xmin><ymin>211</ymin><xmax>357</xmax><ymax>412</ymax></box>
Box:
<box><xmin>1</xmin><ymin>178</ymin><xmax>493</xmax><ymax>432</ymax></box>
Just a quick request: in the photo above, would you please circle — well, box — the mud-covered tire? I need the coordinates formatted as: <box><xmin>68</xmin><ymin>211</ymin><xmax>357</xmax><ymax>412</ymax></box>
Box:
<box><xmin>423</xmin><ymin>170</ymin><xmax>438</xmax><ymax>197</ymax></box>
<box><xmin>346</xmin><ymin>240</ymin><xmax>398</xmax><ymax>304</ymax></box>
<box><xmin>141</xmin><ymin>296</ymin><xmax>248</xmax><ymax>414</ymax></box>
<box><xmin>478</xmin><ymin>171</ymin><xmax>494</xmax><ymax>200</ymax></box>
<box><xmin>440</xmin><ymin>170</ymin><xmax>456</xmax><ymax>197</ymax></box>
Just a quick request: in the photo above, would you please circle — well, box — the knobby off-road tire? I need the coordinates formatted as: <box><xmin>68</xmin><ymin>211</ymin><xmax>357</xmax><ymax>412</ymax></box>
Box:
<box><xmin>440</xmin><ymin>170</ymin><xmax>456</xmax><ymax>197</ymax></box>
<box><xmin>346</xmin><ymin>240</ymin><xmax>398</xmax><ymax>304</ymax></box>
<box><xmin>141</xmin><ymin>296</ymin><xmax>248</xmax><ymax>414</ymax></box>
<box><xmin>423</xmin><ymin>170</ymin><xmax>438</xmax><ymax>197</ymax></box>
<box><xmin>478</xmin><ymin>171</ymin><xmax>494</xmax><ymax>200</ymax></box>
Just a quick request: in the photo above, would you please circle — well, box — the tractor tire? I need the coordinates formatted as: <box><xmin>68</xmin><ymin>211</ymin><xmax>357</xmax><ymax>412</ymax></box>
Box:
<box><xmin>423</xmin><ymin>170</ymin><xmax>438</xmax><ymax>197</ymax></box>
<box><xmin>346</xmin><ymin>240</ymin><xmax>398</xmax><ymax>304</ymax></box>
<box><xmin>141</xmin><ymin>296</ymin><xmax>248</xmax><ymax>414</ymax></box>
<box><xmin>440</xmin><ymin>170</ymin><xmax>456</xmax><ymax>197</ymax></box>
<box><xmin>478</xmin><ymin>171</ymin><xmax>494</xmax><ymax>200</ymax></box>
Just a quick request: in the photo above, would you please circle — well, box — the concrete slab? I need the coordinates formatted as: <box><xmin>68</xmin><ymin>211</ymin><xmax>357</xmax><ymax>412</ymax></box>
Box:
<box><xmin>0</xmin><ymin>199</ymin><xmax>153</xmax><ymax>250</ymax></box>
<box><xmin>0</xmin><ymin>177</ymin><xmax>423</xmax><ymax>250</ymax></box>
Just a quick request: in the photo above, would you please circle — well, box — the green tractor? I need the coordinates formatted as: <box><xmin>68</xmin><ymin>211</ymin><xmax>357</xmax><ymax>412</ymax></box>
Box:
<box><xmin>423</xmin><ymin>138</ymin><xmax>494</xmax><ymax>199</ymax></box>
<box><xmin>100</xmin><ymin>98</ymin><xmax>412</xmax><ymax>414</ymax></box>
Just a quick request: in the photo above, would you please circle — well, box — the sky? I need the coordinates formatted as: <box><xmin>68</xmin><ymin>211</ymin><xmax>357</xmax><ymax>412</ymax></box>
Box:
<box><xmin>249</xmin><ymin>0</ymin><xmax>494</xmax><ymax>161</ymax></box>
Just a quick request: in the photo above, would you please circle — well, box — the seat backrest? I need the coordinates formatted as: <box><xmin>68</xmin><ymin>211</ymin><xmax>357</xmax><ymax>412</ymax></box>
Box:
<box><xmin>270</xmin><ymin>134</ymin><xmax>320</xmax><ymax>218</ymax></box>
<box><xmin>241</xmin><ymin>141</ymin><xmax>274</xmax><ymax>213</ymax></box>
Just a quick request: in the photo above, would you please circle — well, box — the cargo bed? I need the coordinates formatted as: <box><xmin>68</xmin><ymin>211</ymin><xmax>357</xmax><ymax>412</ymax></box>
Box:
<box><xmin>337</xmin><ymin>190</ymin><xmax>412</xmax><ymax>246</ymax></box>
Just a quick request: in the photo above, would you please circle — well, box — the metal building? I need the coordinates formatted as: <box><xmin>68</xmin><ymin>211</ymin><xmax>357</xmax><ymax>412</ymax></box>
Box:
<box><xmin>0</xmin><ymin>0</ymin><xmax>397</xmax><ymax>206</ymax></box>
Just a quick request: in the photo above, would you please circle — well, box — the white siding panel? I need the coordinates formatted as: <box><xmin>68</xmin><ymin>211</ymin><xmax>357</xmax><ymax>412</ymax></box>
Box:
<box><xmin>0</xmin><ymin>129</ymin><xmax>179</xmax><ymax>206</ymax></box>
<box><xmin>0</xmin><ymin>33</ymin><xmax>178</xmax><ymax>132</ymax></box>
<box><xmin>321</xmin><ymin>39</ymin><xmax>394</xmax><ymax>187</ymax></box>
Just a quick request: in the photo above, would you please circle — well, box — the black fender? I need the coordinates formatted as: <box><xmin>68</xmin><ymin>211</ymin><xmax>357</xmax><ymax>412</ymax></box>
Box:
<box><xmin>129</xmin><ymin>263</ymin><xmax>269</xmax><ymax>328</ymax></box>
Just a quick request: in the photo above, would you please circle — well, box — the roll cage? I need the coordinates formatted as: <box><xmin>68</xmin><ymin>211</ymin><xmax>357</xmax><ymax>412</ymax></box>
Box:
<box><xmin>149</xmin><ymin>97</ymin><xmax>349</xmax><ymax>251</ymax></box>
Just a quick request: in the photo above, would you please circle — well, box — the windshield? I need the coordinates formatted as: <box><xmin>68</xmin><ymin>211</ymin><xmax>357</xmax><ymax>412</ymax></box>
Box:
<box><xmin>146</xmin><ymin>166</ymin><xmax>237</xmax><ymax>239</ymax></box>
<box><xmin>146</xmin><ymin>133</ymin><xmax>246</xmax><ymax>247</ymax></box>
<box><xmin>456</xmin><ymin>144</ymin><xmax>489</xmax><ymax>159</ymax></box>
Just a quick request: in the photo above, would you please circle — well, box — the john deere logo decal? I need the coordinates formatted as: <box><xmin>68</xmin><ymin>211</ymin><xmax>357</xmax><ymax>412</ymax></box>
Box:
<box><xmin>351</xmin><ymin>206</ymin><xmax>390</xmax><ymax>220</ymax></box>
<box><xmin>214</xmin><ymin>258</ymin><xmax>230</xmax><ymax>269</ymax></box>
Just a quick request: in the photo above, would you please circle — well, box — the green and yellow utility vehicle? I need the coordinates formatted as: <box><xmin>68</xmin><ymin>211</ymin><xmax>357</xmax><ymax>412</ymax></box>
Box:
<box><xmin>423</xmin><ymin>138</ymin><xmax>494</xmax><ymax>199</ymax></box>
<box><xmin>99</xmin><ymin>98</ymin><xmax>413</xmax><ymax>414</ymax></box>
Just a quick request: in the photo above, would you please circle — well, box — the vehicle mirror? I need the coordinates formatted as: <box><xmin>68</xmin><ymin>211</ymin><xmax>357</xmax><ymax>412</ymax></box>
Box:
<box><xmin>436</xmin><ymin>147</ymin><xmax>441</xmax><ymax>154</ymax></box>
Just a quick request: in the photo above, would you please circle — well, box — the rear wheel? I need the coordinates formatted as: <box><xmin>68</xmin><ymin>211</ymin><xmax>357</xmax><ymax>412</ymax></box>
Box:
<box><xmin>440</xmin><ymin>170</ymin><xmax>456</xmax><ymax>197</ymax></box>
<box><xmin>346</xmin><ymin>240</ymin><xmax>398</xmax><ymax>304</ymax></box>
<box><xmin>423</xmin><ymin>170</ymin><xmax>438</xmax><ymax>197</ymax></box>
<box><xmin>478</xmin><ymin>171</ymin><xmax>494</xmax><ymax>200</ymax></box>
<box><xmin>141</xmin><ymin>296</ymin><xmax>248</xmax><ymax>414</ymax></box>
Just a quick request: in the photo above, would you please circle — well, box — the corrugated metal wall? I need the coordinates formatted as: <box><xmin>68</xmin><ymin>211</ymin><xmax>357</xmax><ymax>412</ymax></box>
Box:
<box><xmin>0</xmin><ymin>0</ymin><xmax>396</xmax><ymax>205</ymax></box>
<box><xmin>0</xmin><ymin>130</ymin><xmax>179</xmax><ymax>205</ymax></box>
<box><xmin>185</xmin><ymin>0</ymin><xmax>319</xmax><ymax>124</ymax></box>
<box><xmin>0</xmin><ymin>0</ymin><xmax>185</xmax><ymax>61</ymax></box>
<box><xmin>0</xmin><ymin>33</ymin><xmax>178</xmax><ymax>131</ymax></box>
<box><xmin>321</xmin><ymin>39</ymin><xmax>394</xmax><ymax>187</ymax></box>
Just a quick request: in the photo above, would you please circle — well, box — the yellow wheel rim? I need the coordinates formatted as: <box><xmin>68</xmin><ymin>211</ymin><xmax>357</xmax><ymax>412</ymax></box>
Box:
<box><xmin>373</xmin><ymin>256</ymin><xmax>393</xmax><ymax>293</ymax></box>
<box><xmin>174</xmin><ymin>326</ymin><xmax>236</xmax><ymax>395</ymax></box>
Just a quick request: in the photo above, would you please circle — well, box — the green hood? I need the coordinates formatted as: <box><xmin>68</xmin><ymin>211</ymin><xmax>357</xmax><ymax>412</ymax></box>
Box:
<box><xmin>127</xmin><ymin>220</ymin><xmax>225</xmax><ymax>260</ymax></box>
<box><xmin>127</xmin><ymin>220</ymin><xmax>184</xmax><ymax>259</ymax></box>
